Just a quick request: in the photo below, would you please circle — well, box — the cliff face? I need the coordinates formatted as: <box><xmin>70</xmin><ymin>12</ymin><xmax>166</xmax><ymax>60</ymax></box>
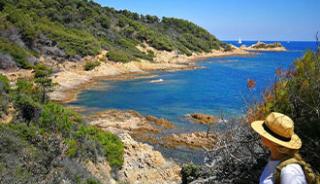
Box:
<box><xmin>0</xmin><ymin>0</ymin><xmax>230</xmax><ymax>70</ymax></box>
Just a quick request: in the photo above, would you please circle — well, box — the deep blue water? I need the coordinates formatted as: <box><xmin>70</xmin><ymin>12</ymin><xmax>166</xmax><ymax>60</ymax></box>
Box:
<box><xmin>68</xmin><ymin>41</ymin><xmax>317</xmax><ymax>163</ymax></box>
<box><xmin>69</xmin><ymin>41</ymin><xmax>317</xmax><ymax>128</ymax></box>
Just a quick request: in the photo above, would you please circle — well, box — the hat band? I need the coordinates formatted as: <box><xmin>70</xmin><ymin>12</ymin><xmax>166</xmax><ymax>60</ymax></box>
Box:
<box><xmin>262</xmin><ymin>123</ymin><xmax>291</xmax><ymax>142</ymax></box>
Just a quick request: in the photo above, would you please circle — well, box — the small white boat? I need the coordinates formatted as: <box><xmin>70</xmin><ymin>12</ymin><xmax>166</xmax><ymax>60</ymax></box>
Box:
<box><xmin>238</xmin><ymin>38</ymin><xmax>242</xmax><ymax>44</ymax></box>
<box><xmin>150</xmin><ymin>79</ymin><xmax>164</xmax><ymax>83</ymax></box>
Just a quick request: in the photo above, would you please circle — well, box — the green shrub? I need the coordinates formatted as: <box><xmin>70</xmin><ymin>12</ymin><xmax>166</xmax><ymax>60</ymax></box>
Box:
<box><xmin>84</xmin><ymin>61</ymin><xmax>101</xmax><ymax>71</ymax></box>
<box><xmin>147</xmin><ymin>50</ymin><xmax>155</xmax><ymax>58</ymax></box>
<box><xmin>34</xmin><ymin>64</ymin><xmax>53</xmax><ymax>103</ymax></box>
<box><xmin>7</xmin><ymin>123</ymin><xmax>40</xmax><ymax>142</ymax></box>
<box><xmin>15</xmin><ymin>78</ymin><xmax>42</xmax><ymax>102</ymax></box>
<box><xmin>37</xmin><ymin>18</ymin><xmax>101</xmax><ymax>57</ymax></box>
<box><xmin>107</xmin><ymin>50</ymin><xmax>131</xmax><ymax>63</ymax></box>
<box><xmin>66</xmin><ymin>138</ymin><xmax>78</xmax><ymax>157</ymax></box>
<box><xmin>0</xmin><ymin>74</ymin><xmax>10</xmax><ymax>116</ymax></box>
<box><xmin>181</xmin><ymin>163</ymin><xmax>202</xmax><ymax>184</ymax></box>
<box><xmin>13</xmin><ymin>94</ymin><xmax>42</xmax><ymax>123</ymax></box>
<box><xmin>0</xmin><ymin>74</ymin><xmax>10</xmax><ymax>93</ymax></box>
<box><xmin>85</xmin><ymin>178</ymin><xmax>102</xmax><ymax>184</ymax></box>
<box><xmin>75</xmin><ymin>125</ymin><xmax>124</xmax><ymax>168</ymax></box>
<box><xmin>38</xmin><ymin>103</ymin><xmax>81</xmax><ymax>136</ymax></box>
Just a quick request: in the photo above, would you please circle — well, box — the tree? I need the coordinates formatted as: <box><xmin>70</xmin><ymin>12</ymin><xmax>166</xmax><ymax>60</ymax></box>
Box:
<box><xmin>33</xmin><ymin>64</ymin><xmax>53</xmax><ymax>104</ymax></box>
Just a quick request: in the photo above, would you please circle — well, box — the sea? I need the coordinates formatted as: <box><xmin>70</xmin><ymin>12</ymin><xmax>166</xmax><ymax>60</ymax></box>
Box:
<box><xmin>68</xmin><ymin>41</ymin><xmax>317</xmax><ymax>163</ymax></box>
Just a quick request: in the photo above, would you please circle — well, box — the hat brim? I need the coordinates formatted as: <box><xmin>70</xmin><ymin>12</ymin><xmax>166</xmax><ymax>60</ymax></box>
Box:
<box><xmin>251</xmin><ymin>120</ymin><xmax>302</xmax><ymax>149</ymax></box>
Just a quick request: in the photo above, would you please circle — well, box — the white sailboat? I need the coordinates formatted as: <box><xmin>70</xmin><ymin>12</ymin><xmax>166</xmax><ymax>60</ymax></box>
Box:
<box><xmin>238</xmin><ymin>38</ymin><xmax>242</xmax><ymax>44</ymax></box>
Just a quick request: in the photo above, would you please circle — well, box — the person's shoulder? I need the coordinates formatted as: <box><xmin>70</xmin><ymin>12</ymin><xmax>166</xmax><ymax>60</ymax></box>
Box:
<box><xmin>280</xmin><ymin>164</ymin><xmax>307</xmax><ymax>184</ymax></box>
<box><xmin>281</xmin><ymin>163</ymin><xmax>304</xmax><ymax>175</ymax></box>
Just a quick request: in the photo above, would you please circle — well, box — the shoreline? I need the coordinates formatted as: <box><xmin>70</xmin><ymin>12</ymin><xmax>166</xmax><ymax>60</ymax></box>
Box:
<box><xmin>49</xmin><ymin>47</ymin><xmax>251</xmax><ymax>103</ymax></box>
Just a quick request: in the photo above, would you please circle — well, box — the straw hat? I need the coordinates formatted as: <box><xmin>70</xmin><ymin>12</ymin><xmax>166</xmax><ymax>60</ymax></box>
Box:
<box><xmin>251</xmin><ymin>112</ymin><xmax>302</xmax><ymax>149</ymax></box>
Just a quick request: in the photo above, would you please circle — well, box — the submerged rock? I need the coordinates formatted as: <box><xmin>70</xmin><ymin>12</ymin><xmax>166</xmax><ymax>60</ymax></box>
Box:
<box><xmin>187</xmin><ymin>113</ymin><xmax>218</xmax><ymax>124</ymax></box>
<box><xmin>146</xmin><ymin>115</ymin><xmax>175</xmax><ymax>129</ymax></box>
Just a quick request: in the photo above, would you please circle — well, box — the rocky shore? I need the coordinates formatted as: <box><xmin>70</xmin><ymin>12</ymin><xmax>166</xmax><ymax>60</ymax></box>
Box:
<box><xmin>241</xmin><ymin>41</ymin><xmax>287</xmax><ymax>51</ymax></box>
<box><xmin>1</xmin><ymin>44</ymin><xmax>247</xmax><ymax>184</ymax></box>
<box><xmin>87</xmin><ymin>109</ymin><xmax>182</xmax><ymax>183</ymax></box>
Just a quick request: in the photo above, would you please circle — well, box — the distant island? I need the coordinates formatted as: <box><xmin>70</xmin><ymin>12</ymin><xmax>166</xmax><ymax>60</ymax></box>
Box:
<box><xmin>240</xmin><ymin>41</ymin><xmax>287</xmax><ymax>51</ymax></box>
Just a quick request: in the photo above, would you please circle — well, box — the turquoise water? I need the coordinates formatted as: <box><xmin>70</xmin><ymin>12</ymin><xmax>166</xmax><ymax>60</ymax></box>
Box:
<box><xmin>69</xmin><ymin>41</ymin><xmax>316</xmax><ymax>124</ymax></box>
<box><xmin>68</xmin><ymin>41</ymin><xmax>317</xmax><ymax>163</ymax></box>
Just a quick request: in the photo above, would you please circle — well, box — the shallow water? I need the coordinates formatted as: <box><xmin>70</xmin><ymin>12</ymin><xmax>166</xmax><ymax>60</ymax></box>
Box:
<box><xmin>68</xmin><ymin>41</ymin><xmax>317</xmax><ymax>163</ymax></box>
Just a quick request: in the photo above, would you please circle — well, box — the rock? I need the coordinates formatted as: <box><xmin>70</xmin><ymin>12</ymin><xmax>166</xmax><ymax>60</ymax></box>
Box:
<box><xmin>146</xmin><ymin>115</ymin><xmax>175</xmax><ymax>129</ymax></box>
<box><xmin>42</xmin><ymin>46</ymin><xmax>66</xmax><ymax>57</ymax></box>
<box><xmin>161</xmin><ymin>132</ymin><xmax>216</xmax><ymax>150</ymax></box>
<box><xmin>27</xmin><ymin>56</ymin><xmax>39</xmax><ymax>66</ymax></box>
<box><xmin>89</xmin><ymin>110</ymin><xmax>159</xmax><ymax>134</ymax></box>
<box><xmin>117</xmin><ymin>133</ymin><xmax>181</xmax><ymax>184</ymax></box>
<box><xmin>243</xmin><ymin>41</ymin><xmax>287</xmax><ymax>51</ymax></box>
<box><xmin>188</xmin><ymin>113</ymin><xmax>218</xmax><ymax>124</ymax></box>
<box><xmin>85</xmin><ymin>161</ymin><xmax>116</xmax><ymax>184</ymax></box>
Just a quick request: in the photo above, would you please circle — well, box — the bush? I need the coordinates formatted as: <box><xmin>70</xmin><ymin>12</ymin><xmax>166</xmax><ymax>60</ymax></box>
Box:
<box><xmin>181</xmin><ymin>163</ymin><xmax>202</xmax><ymax>184</ymax></box>
<box><xmin>38</xmin><ymin>103</ymin><xmax>81</xmax><ymax>136</ymax></box>
<box><xmin>75</xmin><ymin>125</ymin><xmax>124</xmax><ymax>168</ymax></box>
<box><xmin>13</xmin><ymin>94</ymin><xmax>42</xmax><ymax>123</ymax></box>
<box><xmin>0</xmin><ymin>74</ymin><xmax>10</xmax><ymax>116</ymax></box>
<box><xmin>84</xmin><ymin>61</ymin><xmax>101</xmax><ymax>71</ymax></box>
<box><xmin>182</xmin><ymin>121</ymin><xmax>267</xmax><ymax>184</ymax></box>
<box><xmin>66</xmin><ymin>138</ymin><xmax>78</xmax><ymax>157</ymax></box>
<box><xmin>107</xmin><ymin>50</ymin><xmax>131</xmax><ymax>63</ymax></box>
<box><xmin>37</xmin><ymin>18</ymin><xmax>101</xmax><ymax>57</ymax></box>
<box><xmin>0</xmin><ymin>74</ymin><xmax>10</xmax><ymax>93</ymax></box>
<box><xmin>34</xmin><ymin>64</ymin><xmax>53</xmax><ymax>103</ymax></box>
<box><xmin>15</xmin><ymin>78</ymin><xmax>42</xmax><ymax>102</ymax></box>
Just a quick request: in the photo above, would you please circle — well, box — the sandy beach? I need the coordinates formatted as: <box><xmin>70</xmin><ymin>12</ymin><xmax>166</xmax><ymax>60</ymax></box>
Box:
<box><xmin>48</xmin><ymin>46</ymin><xmax>250</xmax><ymax>103</ymax></box>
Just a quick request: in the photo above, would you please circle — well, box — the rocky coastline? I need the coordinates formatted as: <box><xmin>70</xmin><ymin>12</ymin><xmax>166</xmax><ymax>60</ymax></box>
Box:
<box><xmin>46</xmin><ymin>45</ymin><xmax>249</xmax><ymax>103</ymax></box>
<box><xmin>240</xmin><ymin>41</ymin><xmax>287</xmax><ymax>52</ymax></box>
<box><xmin>1</xmin><ymin>45</ymin><xmax>248</xmax><ymax>184</ymax></box>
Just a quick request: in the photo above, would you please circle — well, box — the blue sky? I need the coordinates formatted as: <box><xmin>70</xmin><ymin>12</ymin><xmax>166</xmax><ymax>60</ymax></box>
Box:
<box><xmin>95</xmin><ymin>0</ymin><xmax>320</xmax><ymax>41</ymax></box>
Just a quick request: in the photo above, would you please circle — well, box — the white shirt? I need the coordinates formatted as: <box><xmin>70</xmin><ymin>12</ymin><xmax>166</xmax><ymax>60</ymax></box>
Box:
<box><xmin>259</xmin><ymin>160</ymin><xmax>307</xmax><ymax>184</ymax></box>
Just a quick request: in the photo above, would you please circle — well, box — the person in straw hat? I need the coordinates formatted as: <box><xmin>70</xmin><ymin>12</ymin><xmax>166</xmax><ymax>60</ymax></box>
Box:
<box><xmin>251</xmin><ymin>112</ymin><xmax>309</xmax><ymax>184</ymax></box>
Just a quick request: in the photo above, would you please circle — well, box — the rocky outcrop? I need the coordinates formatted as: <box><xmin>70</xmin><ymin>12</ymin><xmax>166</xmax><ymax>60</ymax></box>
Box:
<box><xmin>146</xmin><ymin>115</ymin><xmax>176</xmax><ymax>129</ymax></box>
<box><xmin>241</xmin><ymin>41</ymin><xmax>287</xmax><ymax>51</ymax></box>
<box><xmin>161</xmin><ymin>132</ymin><xmax>216</xmax><ymax>150</ymax></box>
<box><xmin>87</xmin><ymin>109</ymin><xmax>181</xmax><ymax>183</ymax></box>
<box><xmin>187</xmin><ymin>113</ymin><xmax>218</xmax><ymax>125</ymax></box>
<box><xmin>89</xmin><ymin>110</ymin><xmax>175</xmax><ymax>135</ymax></box>
<box><xmin>117</xmin><ymin>133</ymin><xmax>181</xmax><ymax>184</ymax></box>
<box><xmin>84</xmin><ymin>161</ymin><xmax>116</xmax><ymax>184</ymax></box>
<box><xmin>89</xmin><ymin>110</ymin><xmax>160</xmax><ymax>134</ymax></box>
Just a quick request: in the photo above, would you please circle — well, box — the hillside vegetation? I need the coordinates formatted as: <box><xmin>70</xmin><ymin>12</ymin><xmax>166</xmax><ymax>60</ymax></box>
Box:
<box><xmin>0</xmin><ymin>0</ymin><xmax>229</xmax><ymax>69</ymax></box>
<box><xmin>0</xmin><ymin>65</ymin><xmax>124</xmax><ymax>183</ymax></box>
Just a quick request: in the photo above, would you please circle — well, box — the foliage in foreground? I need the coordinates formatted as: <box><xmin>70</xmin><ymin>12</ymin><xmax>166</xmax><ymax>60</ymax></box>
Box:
<box><xmin>181</xmin><ymin>120</ymin><xmax>267</xmax><ymax>184</ymax></box>
<box><xmin>0</xmin><ymin>72</ymin><xmax>124</xmax><ymax>183</ymax></box>
<box><xmin>182</xmin><ymin>49</ymin><xmax>320</xmax><ymax>183</ymax></box>
<box><xmin>248</xmin><ymin>49</ymin><xmax>320</xmax><ymax>171</ymax></box>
